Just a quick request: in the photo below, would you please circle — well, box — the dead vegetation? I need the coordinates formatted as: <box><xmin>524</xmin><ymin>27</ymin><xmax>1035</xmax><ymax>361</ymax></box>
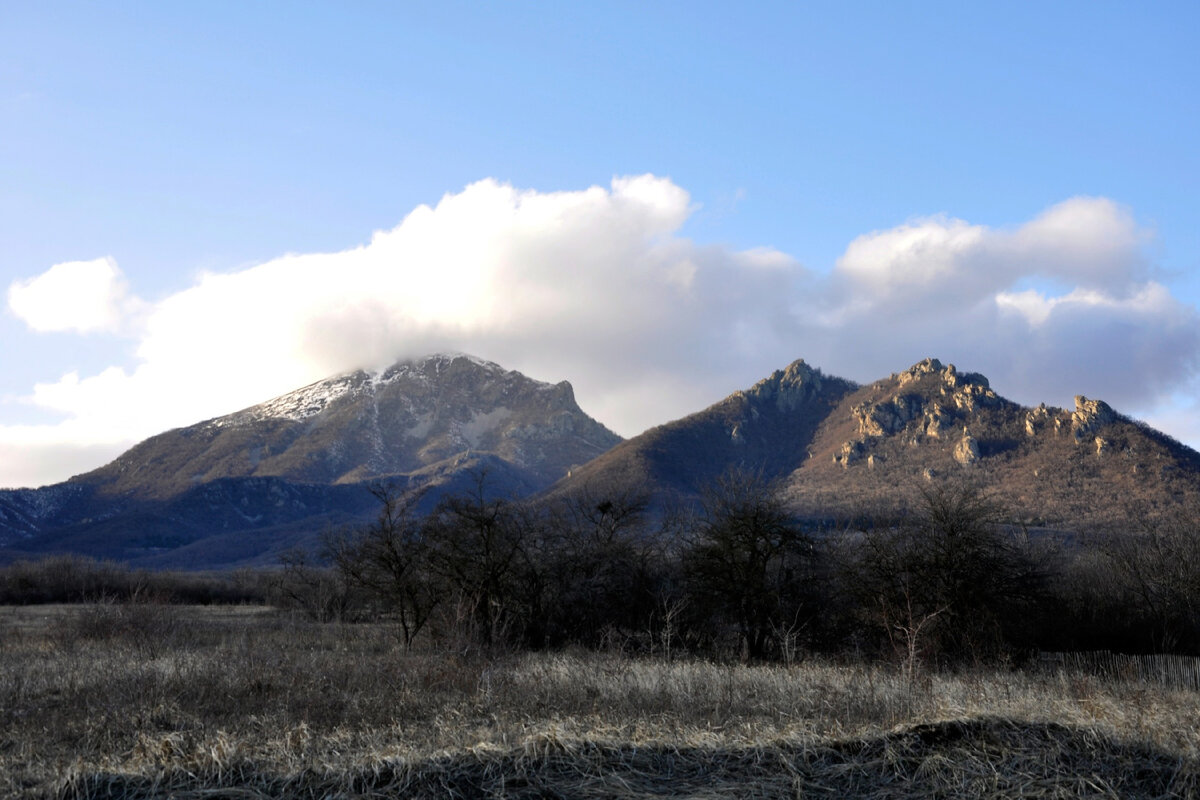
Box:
<box><xmin>3</xmin><ymin>603</ymin><xmax>1199</xmax><ymax>798</ymax></box>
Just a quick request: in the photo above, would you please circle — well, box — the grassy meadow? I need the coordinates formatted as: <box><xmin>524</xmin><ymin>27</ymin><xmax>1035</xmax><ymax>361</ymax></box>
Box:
<box><xmin>2</xmin><ymin>602</ymin><xmax>1198</xmax><ymax>798</ymax></box>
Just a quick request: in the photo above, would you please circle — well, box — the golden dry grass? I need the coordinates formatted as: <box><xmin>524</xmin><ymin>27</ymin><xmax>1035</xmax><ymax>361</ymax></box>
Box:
<box><xmin>2</xmin><ymin>603</ymin><xmax>1198</xmax><ymax>798</ymax></box>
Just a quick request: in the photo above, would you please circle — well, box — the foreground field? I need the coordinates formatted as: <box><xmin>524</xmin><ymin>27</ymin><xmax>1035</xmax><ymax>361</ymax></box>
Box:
<box><xmin>2</xmin><ymin>604</ymin><xmax>1198</xmax><ymax>798</ymax></box>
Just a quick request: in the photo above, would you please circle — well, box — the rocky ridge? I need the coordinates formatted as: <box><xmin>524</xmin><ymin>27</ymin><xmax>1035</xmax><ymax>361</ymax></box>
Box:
<box><xmin>552</xmin><ymin>355</ymin><xmax>1199</xmax><ymax>531</ymax></box>
<box><xmin>783</xmin><ymin>359</ymin><xmax>1198</xmax><ymax>528</ymax></box>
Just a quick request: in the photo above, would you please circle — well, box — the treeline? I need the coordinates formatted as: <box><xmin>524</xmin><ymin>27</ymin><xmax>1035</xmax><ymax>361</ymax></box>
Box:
<box><xmin>0</xmin><ymin>555</ymin><xmax>271</xmax><ymax>605</ymax></box>
<box><xmin>272</xmin><ymin>469</ymin><xmax>1200</xmax><ymax>664</ymax></box>
<box><xmin>4</xmin><ymin>469</ymin><xmax>1196</xmax><ymax>665</ymax></box>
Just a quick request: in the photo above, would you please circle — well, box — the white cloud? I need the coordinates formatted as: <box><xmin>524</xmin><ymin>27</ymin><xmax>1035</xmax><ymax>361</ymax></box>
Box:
<box><xmin>0</xmin><ymin>436</ymin><xmax>126</xmax><ymax>490</ymax></box>
<box><xmin>1</xmin><ymin>179</ymin><xmax>1198</xmax><ymax>488</ymax></box>
<box><xmin>1003</xmin><ymin>196</ymin><xmax>1150</xmax><ymax>293</ymax></box>
<box><xmin>7</xmin><ymin>257</ymin><xmax>142</xmax><ymax>334</ymax></box>
<box><xmin>805</xmin><ymin>197</ymin><xmax>1198</xmax><ymax>411</ymax></box>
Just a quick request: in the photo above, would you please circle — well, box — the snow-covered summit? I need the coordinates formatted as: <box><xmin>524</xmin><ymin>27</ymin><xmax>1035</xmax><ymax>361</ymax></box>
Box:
<box><xmin>79</xmin><ymin>353</ymin><xmax>620</xmax><ymax>500</ymax></box>
<box><xmin>214</xmin><ymin>353</ymin><xmax>537</xmax><ymax>428</ymax></box>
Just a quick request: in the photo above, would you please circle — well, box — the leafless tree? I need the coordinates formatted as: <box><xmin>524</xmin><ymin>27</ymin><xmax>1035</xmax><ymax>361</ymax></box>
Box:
<box><xmin>324</xmin><ymin>484</ymin><xmax>438</xmax><ymax>647</ymax></box>
<box><xmin>684</xmin><ymin>467</ymin><xmax>814</xmax><ymax>661</ymax></box>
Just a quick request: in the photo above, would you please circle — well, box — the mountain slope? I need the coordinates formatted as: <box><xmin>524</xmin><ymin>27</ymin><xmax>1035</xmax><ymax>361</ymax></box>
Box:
<box><xmin>0</xmin><ymin>354</ymin><xmax>622</xmax><ymax>565</ymax></box>
<box><xmin>552</xmin><ymin>360</ymin><xmax>858</xmax><ymax>498</ymax></box>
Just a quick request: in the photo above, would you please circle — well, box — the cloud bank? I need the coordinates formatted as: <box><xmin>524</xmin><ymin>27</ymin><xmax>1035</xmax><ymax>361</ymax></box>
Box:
<box><xmin>3</xmin><ymin>176</ymin><xmax>1198</xmax><ymax>488</ymax></box>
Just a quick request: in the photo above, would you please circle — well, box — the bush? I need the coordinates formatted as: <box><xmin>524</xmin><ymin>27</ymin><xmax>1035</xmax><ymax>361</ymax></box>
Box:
<box><xmin>842</xmin><ymin>482</ymin><xmax>1046</xmax><ymax>665</ymax></box>
<box><xmin>683</xmin><ymin>468</ymin><xmax>817</xmax><ymax>661</ymax></box>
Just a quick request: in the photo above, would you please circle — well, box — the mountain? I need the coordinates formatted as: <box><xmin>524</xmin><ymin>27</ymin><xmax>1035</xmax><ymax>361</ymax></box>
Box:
<box><xmin>4</xmin><ymin>353</ymin><xmax>1196</xmax><ymax>568</ymax></box>
<box><xmin>551</xmin><ymin>359</ymin><xmax>857</xmax><ymax>499</ymax></box>
<box><xmin>551</xmin><ymin>357</ymin><xmax>1200</xmax><ymax>531</ymax></box>
<box><xmin>780</xmin><ymin>358</ymin><xmax>1200</xmax><ymax>529</ymax></box>
<box><xmin>0</xmin><ymin>354</ymin><xmax>621</xmax><ymax>566</ymax></box>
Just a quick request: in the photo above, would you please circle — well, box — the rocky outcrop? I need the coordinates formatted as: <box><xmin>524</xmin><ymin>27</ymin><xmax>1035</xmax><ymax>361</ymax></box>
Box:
<box><xmin>954</xmin><ymin>431</ymin><xmax>981</xmax><ymax>466</ymax></box>
<box><xmin>854</xmin><ymin>394</ymin><xmax>925</xmax><ymax>437</ymax></box>
<box><xmin>923</xmin><ymin>405</ymin><xmax>953</xmax><ymax>438</ymax></box>
<box><xmin>948</xmin><ymin>382</ymin><xmax>1000</xmax><ymax>413</ymax></box>
<box><xmin>1025</xmin><ymin>404</ymin><xmax>1052</xmax><ymax>437</ymax></box>
<box><xmin>860</xmin><ymin>360</ymin><xmax>1003</xmax><ymax>440</ymax></box>
<box><xmin>740</xmin><ymin>359</ymin><xmax>827</xmax><ymax>412</ymax></box>
<box><xmin>896</xmin><ymin>357</ymin><xmax>946</xmax><ymax>385</ymax></box>
<box><xmin>834</xmin><ymin>439</ymin><xmax>868</xmax><ymax>468</ymax></box>
<box><xmin>1072</xmin><ymin>396</ymin><xmax>1118</xmax><ymax>444</ymax></box>
<box><xmin>837</xmin><ymin>360</ymin><xmax>1013</xmax><ymax>468</ymax></box>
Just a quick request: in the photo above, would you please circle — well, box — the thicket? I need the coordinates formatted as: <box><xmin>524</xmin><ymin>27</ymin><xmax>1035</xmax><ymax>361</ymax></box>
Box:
<box><xmin>0</xmin><ymin>554</ymin><xmax>270</xmax><ymax>605</ymax></box>
<box><xmin>271</xmin><ymin>468</ymin><xmax>1200</xmax><ymax>665</ymax></box>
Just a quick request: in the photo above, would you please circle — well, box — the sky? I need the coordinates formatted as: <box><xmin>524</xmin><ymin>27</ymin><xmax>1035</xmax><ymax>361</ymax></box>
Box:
<box><xmin>1</xmin><ymin>1</ymin><xmax>1198</xmax><ymax>489</ymax></box>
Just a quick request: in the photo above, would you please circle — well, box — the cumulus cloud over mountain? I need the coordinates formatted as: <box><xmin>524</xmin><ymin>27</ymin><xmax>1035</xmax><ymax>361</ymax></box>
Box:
<box><xmin>2</xmin><ymin>176</ymin><xmax>1197</xmax><ymax>487</ymax></box>
<box><xmin>813</xmin><ymin>197</ymin><xmax>1198</xmax><ymax>408</ymax></box>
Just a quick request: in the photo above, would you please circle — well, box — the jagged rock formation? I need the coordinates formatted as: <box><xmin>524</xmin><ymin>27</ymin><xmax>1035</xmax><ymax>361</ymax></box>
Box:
<box><xmin>831</xmin><ymin>360</ymin><xmax>1000</xmax><ymax>471</ymax></box>
<box><xmin>782</xmin><ymin>358</ymin><xmax>1200</xmax><ymax>529</ymax></box>
<box><xmin>1025</xmin><ymin>404</ymin><xmax>1052</xmax><ymax>437</ymax></box>
<box><xmin>953</xmin><ymin>431</ymin><xmax>981</xmax><ymax>466</ymax></box>
<box><xmin>1071</xmin><ymin>396</ymin><xmax>1118</xmax><ymax>443</ymax></box>
<box><xmin>0</xmin><ymin>354</ymin><xmax>621</xmax><ymax>566</ymax></box>
<box><xmin>552</xmin><ymin>355</ymin><xmax>1199</xmax><ymax>531</ymax></box>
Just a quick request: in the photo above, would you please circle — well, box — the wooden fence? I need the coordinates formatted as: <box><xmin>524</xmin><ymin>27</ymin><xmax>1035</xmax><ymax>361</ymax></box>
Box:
<box><xmin>1038</xmin><ymin>651</ymin><xmax>1200</xmax><ymax>691</ymax></box>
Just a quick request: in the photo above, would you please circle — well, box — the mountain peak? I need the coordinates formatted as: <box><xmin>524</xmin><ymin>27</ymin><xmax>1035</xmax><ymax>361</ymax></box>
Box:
<box><xmin>395</xmin><ymin>352</ymin><xmax>508</xmax><ymax>376</ymax></box>
<box><xmin>893</xmin><ymin>357</ymin><xmax>990</xmax><ymax>391</ymax></box>
<box><xmin>210</xmin><ymin>353</ymin><xmax>528</xmax><ymax>429</ymax></box>
<box><xmin>740</xmin><ymin>358</ymin><xmax>850</xmax><ymax>412</ymax></box>
<box><xmin>74</xmin><ymin>353</ymin><xmax>620</xmax><ymax>500</ymax></box>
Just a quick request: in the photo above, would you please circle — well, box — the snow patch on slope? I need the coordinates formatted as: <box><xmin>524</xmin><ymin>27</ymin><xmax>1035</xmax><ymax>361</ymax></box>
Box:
<box><xmin>250</xmin><ymin>375</ymin><xmax>360</xmax><ymax>422</ymax></box>
<box><xmin>460</xmin><ymin>407</ymin><xmax>512</xmax><ymax>449</ymax></box>
<box><xmin>207</xmin><ymin>353</ymin><xmax>538</xmax><ymax>428</ymax></box>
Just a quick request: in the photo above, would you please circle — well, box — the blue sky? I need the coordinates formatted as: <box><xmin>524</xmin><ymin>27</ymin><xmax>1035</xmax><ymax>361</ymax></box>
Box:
<box><xmin>2</xmin><ymin>2</ymin><xmax>1198</xmax><ymax>488</ymax></box>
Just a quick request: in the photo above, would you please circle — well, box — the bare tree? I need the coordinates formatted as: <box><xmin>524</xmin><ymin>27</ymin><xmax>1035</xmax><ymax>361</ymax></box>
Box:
<box><xmin>684</xmin><ymin>467</ymin><xmax>814</xmax><ymax>661</ymax></box>
<box><xmin>1103</xmin><ymin>504</ymin><xmax>1200</xmax><ymax>653</ymax></box>
<box><xmin>273</xmin><ymin>547</ymin><xmax>357</xmax><ymax>623</ymax></box>
<box><xmin>848</xmin><ymin>481</ymin><xmax>1044</xmax><ymax>663</ymax></box>
<box><xmin>325</xmin><ymin>484</ymin><xmax>438</xmax><ymax>648</ymax></box>
<box><xmin>540</xmin><ymin>480</ymin><xmax>666</xmax><ymax>647</ymax></box>
<box><xmin>423</xmin><ymin>469</ymin><xmax>534</xmax><ymax>648</ymax></box>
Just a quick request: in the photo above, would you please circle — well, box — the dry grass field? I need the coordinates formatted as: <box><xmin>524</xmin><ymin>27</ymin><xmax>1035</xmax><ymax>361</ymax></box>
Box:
<box><xmin>2</xmin><ymin>602</ymin><xmax>1199</xmax><ymax>798</ymax></box>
